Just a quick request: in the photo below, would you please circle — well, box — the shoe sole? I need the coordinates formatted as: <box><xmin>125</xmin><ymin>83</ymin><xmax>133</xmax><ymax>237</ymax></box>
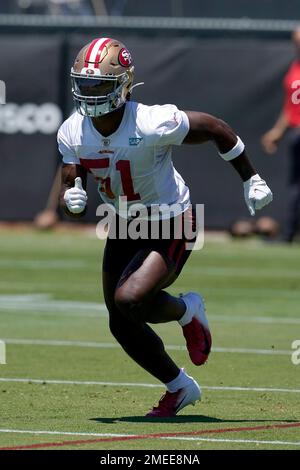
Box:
<box><xmin>146</xmin><ymin>397</ymin><xmax>201</xmax><ymax>418</ymax></box>
<box><xmin>183</xmin><ymin>293</ymin><xmax>212</xmax><ymax>366</ymax></box>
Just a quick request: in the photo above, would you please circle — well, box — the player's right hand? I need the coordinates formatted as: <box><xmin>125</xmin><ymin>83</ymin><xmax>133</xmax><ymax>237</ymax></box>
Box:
<box><xmin>64</xmin><ymin>177</ymin><xmax>88</xmax><ymax>214</ymax></box>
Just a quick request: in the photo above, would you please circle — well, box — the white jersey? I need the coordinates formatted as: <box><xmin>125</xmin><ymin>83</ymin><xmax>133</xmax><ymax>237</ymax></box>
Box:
<box><xmin>57</xmin><ymin>101</ymin><xmax>191</xmax><ymax>217</ymax></box>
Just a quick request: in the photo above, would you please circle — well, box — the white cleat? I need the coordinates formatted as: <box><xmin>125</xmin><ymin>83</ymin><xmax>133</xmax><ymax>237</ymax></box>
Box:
<box><xmin>146</xmin><ymin>378</ymin><xmax>201</xmax><ymax>418</ymax></box>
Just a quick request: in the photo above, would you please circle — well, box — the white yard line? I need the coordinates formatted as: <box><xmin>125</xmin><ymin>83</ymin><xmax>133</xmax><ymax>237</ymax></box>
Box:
<box><xmin>0</xmin><ymin>377</ymin><xmax>299</xmax><ymax>394</ymax></box>
<box><xmin>186</xmin><ymin>265</ymin><xmax>300</xmax><ymax>279</ymax></box>
<box><xmin>0</xmin><ymin>377</ymin><xmax>163</xmax><ymax>388</ymax></box>
<box><xmin>209</xmin><ymin>315</ymin><xmax>300</xmax><ymax>325</ymax></box>
<box><xmin>0</xmin><ymin>296</ymin><xmax>106</xmax><ymax>318</ymax></box>
<box><xmin>0</xmin><ymin>260</ymin><xmax>89</xmax><ymax>269</ymax></box>
<box><xmin>211</xmin><ymin>347</ymin><xmax>291</xmax><ymax>355</ymax></box>
<box><xmin>0</xmin><ymin>293</ymin><xmax>299</xmax><ymax>324</ymax></box>
<box><xmin>2</xmin><ymin>338</ymin><xmax>292</xmax><ymax>356</ymax></box>
<box><xmin>0</xmin><ymin>429</ymin><xmax>132</xmax><ymax>437</ymax></box>
<box><xmin>0</xmin><ymin>294</ymin><xmax>106</xmax><ymax>314</ymax></box>
<box><xmin>4</xmin><ymin>339</ymin><xmax>120</xmax><ymax>348</ymax></box>
<box><xmin>2</xmin><ymin>257</ymin><xmax>300</xmax><ymax>277</ymax></box>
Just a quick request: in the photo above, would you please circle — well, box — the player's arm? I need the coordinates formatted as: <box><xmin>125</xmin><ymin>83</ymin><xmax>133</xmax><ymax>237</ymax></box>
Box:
<box><xmin>261</xmin><ymin>110</ymin><xmax>289</xmax><ymax>154</ymax></box>
<box><xmin>183</xmin><ymin>111</ymin><xmax>273</xmax><ymax>215</ymax></box>
<box><xmin>183</xmin><ymin>111</ymin><xmax>256</xmax><ymax>180</ymax></box>
<box><xmin>60</xmin><ymin>163</ymin><xmax>88</xmax><ymax>218</ymax></box>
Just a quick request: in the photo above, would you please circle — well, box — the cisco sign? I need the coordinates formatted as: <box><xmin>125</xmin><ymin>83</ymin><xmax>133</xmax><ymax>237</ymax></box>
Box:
<box><xmin>0</xmin><ymin>103</ymin><xmax>63</xmax><ymax>134</ymax></box>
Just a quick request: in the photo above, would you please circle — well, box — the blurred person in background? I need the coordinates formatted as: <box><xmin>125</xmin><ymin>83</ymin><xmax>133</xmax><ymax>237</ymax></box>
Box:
<box><xmin>16</xmin><ymin>0</ymin><xmax>96</xmax><ymax>15</ymax></box>
<box><xmin>0</xmin><ymin>0</ymin><xmax>20</xmax><ymax>13</ymax></box>
<box><xmin>28</xmin><ymin>0</ymin><xmax>102</xmax><ymax>228</ymax></box>
<box><xmin>46</xmin><ymin>0</ymin><xmax>95</xmax><ymax>15</ymax></box>
<box><xmin>262</xmin><ymin>27</ymin><xmax>300</xmax><ymax>243</ymax></box>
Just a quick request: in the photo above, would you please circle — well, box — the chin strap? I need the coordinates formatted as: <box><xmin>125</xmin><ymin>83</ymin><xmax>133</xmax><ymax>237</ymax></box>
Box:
<box><xmin>129</xmin><ymin>82</ymin><xmax>145</xmax><ymax>93</ymax></box>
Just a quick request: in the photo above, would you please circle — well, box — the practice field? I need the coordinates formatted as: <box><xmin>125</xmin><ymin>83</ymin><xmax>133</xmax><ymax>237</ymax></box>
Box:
<box><xmin>0</xmin><ymin>229</ymin><xmax>299</xmax><ymax>450</ymax></box>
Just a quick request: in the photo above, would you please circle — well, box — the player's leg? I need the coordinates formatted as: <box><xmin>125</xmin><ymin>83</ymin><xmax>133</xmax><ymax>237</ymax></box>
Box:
<box><xmin>103</xmin><ymin>237</ymin><xmax>186</xmax><ymax>383</ymax></box>
<box><xmin>103</xmin><ymin>268</ymin><xmax>181</xmax><ymax>384</ymax></box>
<box><xmin>114</xmin><ymin>248</ymin><xmax>186</xmax><ymax>324</ymax></box>
<box><xmin>102</xmin><ymin>211</ymin><xmax>207</xmax><ymax>416</ymax></box>
<box><xmin>113</xmin><ymin>207</ymin><xmax>211</xmax><ymax>367</ymax></box>
<box><xmin>109</xmin><ymin>245</ymin><xmax>206</xmax><ymax>417</ymax></box>
<box><xmin>103</xmin><ymin>266</ymin><xmax>201</xmax><ymax>418</ymax></box>
<box><xmin>113</xmin><ymin>244</ymin><xmax>211</xmax><ymax>367</ymax></box>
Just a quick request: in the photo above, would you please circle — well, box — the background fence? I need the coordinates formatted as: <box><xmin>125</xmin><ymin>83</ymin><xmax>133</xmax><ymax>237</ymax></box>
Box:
<box><xmin>0</xmin><ymin>15</ymin><xmax>297</xmax><ymax>228</ymax></box>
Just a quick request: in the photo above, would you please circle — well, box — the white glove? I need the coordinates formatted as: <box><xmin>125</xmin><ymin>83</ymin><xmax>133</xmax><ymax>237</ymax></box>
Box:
<box><xmin>243</xmin><ymin>174</ymin><xmax>273</xmax><ymax>216</ymax></box>
<box><xmin>64</xmin><ymin>177</ymin><xmax>88</xmax><ymax>214</ymax></box>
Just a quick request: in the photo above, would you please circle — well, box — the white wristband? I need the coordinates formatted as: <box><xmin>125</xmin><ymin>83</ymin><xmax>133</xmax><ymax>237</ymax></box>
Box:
<box><xmin>218</xmin><ymin>136</ymin><xmax>245</xmax><ymax>161</ymax></box>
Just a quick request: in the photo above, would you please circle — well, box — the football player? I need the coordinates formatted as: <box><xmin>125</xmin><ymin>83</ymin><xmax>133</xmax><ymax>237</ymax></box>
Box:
<box><xmin>58</xmin><ymin>38</ymin><xmax>273</xmax><ymax>417</ymax></box>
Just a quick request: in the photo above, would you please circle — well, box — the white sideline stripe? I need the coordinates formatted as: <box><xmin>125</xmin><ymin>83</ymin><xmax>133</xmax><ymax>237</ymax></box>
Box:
<box><xmin>0</xmin><ymin>377</ymin><xmax>299</xmax><ymax>394</ymax></box>
<box><xmin>1</xmin><ymin>294</ymin><xmax>300</xmax><ymax>325</ymax></box>
<box><xmin>0</xmin><ymin>429</ymin><xmax>299</xmax><ymax>447</ymax></box>
<box><xmin>2</xmin><ymin>338</ymin><xmax>293</xmax><ymax>356</ymax></box>
<box><xmin>163</xmin><ymin>437</ymin><xmax>300</xmax><ymax>446</ymax></box>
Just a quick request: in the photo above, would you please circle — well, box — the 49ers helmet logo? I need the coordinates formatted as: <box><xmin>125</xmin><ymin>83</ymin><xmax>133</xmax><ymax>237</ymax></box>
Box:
<box><xmin>118</xmin><ymin>48</ymin><xmax>132</xmax><ymax>67</ymax></box>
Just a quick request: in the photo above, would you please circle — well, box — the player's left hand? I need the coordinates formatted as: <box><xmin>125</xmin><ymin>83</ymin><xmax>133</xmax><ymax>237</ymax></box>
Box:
<box><xmin>243</xmin><ymin>174</ymin><xmax>273</xmax><ymax>216</ymax></box>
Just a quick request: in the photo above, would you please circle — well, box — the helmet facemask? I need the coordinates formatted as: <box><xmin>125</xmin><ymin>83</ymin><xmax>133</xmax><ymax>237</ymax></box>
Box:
<box><xmin>71</xmin><ymin>69</ymin><xmax>133</xmax><ymax>118</ymax></box>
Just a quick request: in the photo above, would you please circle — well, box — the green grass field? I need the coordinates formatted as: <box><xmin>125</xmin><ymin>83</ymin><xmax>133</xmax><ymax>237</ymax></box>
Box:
<box><xmin>0</xmin><ymin>229</ymin><xmax>299</xmax><ymax>450</ymax></box>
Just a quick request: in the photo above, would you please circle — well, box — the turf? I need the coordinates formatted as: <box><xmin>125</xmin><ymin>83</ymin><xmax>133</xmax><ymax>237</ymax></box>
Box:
<box><xmin>0</xmin><ymin>230</ymin><xmax>299</xmax><ymax>450</ymax></box>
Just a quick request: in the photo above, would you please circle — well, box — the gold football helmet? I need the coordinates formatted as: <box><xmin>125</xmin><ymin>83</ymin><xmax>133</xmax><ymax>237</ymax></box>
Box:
<box><xmin>71</xmin><ymin>37</ymin><xmax>134</xmax><ymax>117</ymax></box>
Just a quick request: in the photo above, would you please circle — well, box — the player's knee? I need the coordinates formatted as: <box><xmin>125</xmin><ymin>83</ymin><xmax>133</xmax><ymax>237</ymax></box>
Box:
<box><xmin>114</xmin><ymin>286</ymin><xmax>144</xmax><ymax>322</ymax></box>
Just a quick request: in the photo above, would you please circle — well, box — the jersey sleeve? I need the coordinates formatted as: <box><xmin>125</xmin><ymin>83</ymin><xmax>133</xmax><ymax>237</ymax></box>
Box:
<box><xmin>144</xmin><ymin>104</ymin><xmax>190</xmax><ymax>146</ymax></box>
<box><xmin>57</xmin><ymin>122</ymin><xmax>80</xmax><ymax>165</ymax></box>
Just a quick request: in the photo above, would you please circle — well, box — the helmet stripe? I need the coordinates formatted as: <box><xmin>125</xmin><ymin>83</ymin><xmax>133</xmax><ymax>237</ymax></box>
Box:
<box><xmin>84</xmin><ymin>38</ymin><xmax>99</xmax><ymax>66</ymax></box>
<box><xmin>92</xmin><ymin>38</ymin><xmax>111</xmax><ymax>67</ymax></box>
<box><xmin>84</xmin><ymin>37</ymin><xmax>110</xmax><ymax>68</ymax></box>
